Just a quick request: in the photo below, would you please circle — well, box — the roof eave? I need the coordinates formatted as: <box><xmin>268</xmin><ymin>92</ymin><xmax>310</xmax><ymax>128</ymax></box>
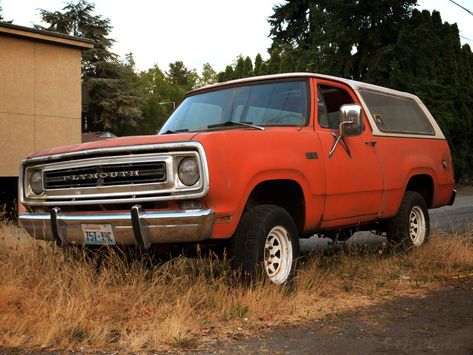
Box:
<box><xmin>0</xmin><ymin>22</ymin><xmax>94</xmax><ymax>49</ymax></box>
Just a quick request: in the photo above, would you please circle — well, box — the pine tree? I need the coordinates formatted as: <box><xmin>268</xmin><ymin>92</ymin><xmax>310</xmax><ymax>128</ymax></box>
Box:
<box><xmin>88</xmin><ymin>57</ymin><xmax>143</xmax><ymax>134</ymax></box>
<box><xmin>217</xmin><ymin>55</ymin><xmax>257</xmax><ymax>82</ymax></box>
<box><xmin>386</xmin><ymin>9</ymin><xmax>473</xmax><ymax>178</ymax></box>
<box><xmin>254</xmin><ymin>54</ymin><xmax>264</xmax><ymax>76</ymax></box>
<box><xmin>243</xmin><ymin>56</ymin><xmax>254</xmax><ymax>77</ymax></box>
<box><xmin>37</xmin><ymin>0</ymin><xmax>142</xmax><ymax>134</ymax></box>
<box><xmin>269</xmin><ymin>0</ymin><xmax>417</xmax><ymax>79</ymax></box>
<box><xmin>266</xmin><ymin>0</ymin><xmax>473</xmax><ymax>179</ymax></box>
<box><xmin>167</xmin><ymin>61</ymin><xmax>197</xmax><ymax>90</ymax></box>
<box><xmin>234</xmin><ymin>56</ymin><xmax>246</xmax><ymax>79</ymax></box>
<box><xmin>199</xmin><ymin>63</ymin><xmax>217</xmax><ymax>86</ymax></box>
<box><xmin>218</xmin><ymin>65</ymin><xmax>235</xmax><ymax>82</ymax></box>
<box><xmin>267</xmin><ymin>48</ymin><xmax>282</xmax><ymax>74</ymax></box>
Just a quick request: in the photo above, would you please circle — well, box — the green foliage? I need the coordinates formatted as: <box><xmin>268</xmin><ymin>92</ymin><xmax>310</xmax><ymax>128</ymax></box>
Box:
<box><xmin>390</xmin><ymin>10</ymin><xmax>473</xmax><ymax>179</ymax></box>
<box><xmin>229</xmin><ymin>303</ymin><xmax>249</xmax><ymax>320</ymax></box>
<box><xmin>37</xmin><ymin>0</ymin><xmax>115</xmax><ymax>78</ymax></box>
<box><xmin>217</xmin><ymin>65</ymin><xmax>235</xmax><ymax>82</ymax></box>
<box><xmin>36</xmin><ymin>0</ymin><xmax>142</xmax><ymax>134</ymax></box>
<box><xmin>28</xmin><ymin>0</ymin><xmax>473</xmax><ymax>179</ymax></box>
<box><xmin>35</xmin><ymin>1</ymin><xmax>213</xmax><ymax>137</ymax></box>
<box><xmin>269</xmin><ymin>0</ymin><xmax>417</xmax><ymax>78</ymax></box>
<box><xmin>216</xmin><ymin>54</ymin><xmax>266</xmax><ymax>82</ymax></box>
<box><xmin>167</xmin><ymin>61</ymin><xmax>198</xmax><ymax>91</ymax></box>
<box><xmin>231</xmin><ymin>55</ymin><xmax>255</xmax><ymax>79</ymax></box>
<box><xmin>265</xmin><ymin>0</ymin><xmax>473</xmax><ymax>180</ymax></box>
<box><xmin>234</xmin><ymin>56</ymin><xmax>246</xmax><ymax>78</ymax></box>
<box><xmin>199</xmin><ymin>63</ymin><xmax>218</xmax><ymax>87</ymax></box>
<box><xmin>87</xmin><ymin>56</ymin><xmax>143</xmax><ymax>135</ymax></box>
<box><xmin>125</xmin><ymin>65</ymin><xmax>187</xmax><ymax>135</ymax></box>
<box><xmin>243</xmin><ymin>56</ymin><xmax>253</xmax><ymax>77</ymax></box>
<box><xmin>128</xmin><ymin>62</ymin><xmax>219</xmax><ymax>136</ymax></box>
<box><xmin>254</xmin><ymin>54</ymin><xmax>264</xmax><ymax>76</ymax></box>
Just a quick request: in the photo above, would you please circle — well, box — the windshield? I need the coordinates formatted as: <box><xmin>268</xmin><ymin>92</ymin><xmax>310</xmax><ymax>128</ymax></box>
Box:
<box><xmin>159</xmin><ymin>79</ymin><xmax>309</xmax><ymax>133</ymax></box>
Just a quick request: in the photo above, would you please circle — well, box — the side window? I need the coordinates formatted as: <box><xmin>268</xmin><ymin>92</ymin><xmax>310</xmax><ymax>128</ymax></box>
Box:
<box><xmin>359</xmin><ymin>90</ymin><xmax>435</xmax><ymax>135</ymax></box>
<box><xmin>318</xmin><ymin>85</ymin><xmax>354</xmax><ymax>130</ymax></box>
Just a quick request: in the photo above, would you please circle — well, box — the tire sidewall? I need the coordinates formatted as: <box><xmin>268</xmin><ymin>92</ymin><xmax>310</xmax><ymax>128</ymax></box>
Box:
<box><xmin>388</xmin><ymin>192</ymin><xmax>430</xmax><ymax>250</ymax></box>
<box><xmin>232</xmin><ymin>205</ymin><xmax>300</xmax><ymax>286</ymax></box>
<box><xmin>255</xmin><ymin>207</ymin><xmax>300</xmax><ymax>284</ymax></box>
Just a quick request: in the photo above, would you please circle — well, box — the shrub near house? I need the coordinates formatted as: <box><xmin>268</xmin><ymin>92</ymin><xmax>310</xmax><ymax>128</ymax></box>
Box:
<box><xmin>19</xmin><ymin>73</ymin><xmax>455</xmax><ymax>285</ymax></box>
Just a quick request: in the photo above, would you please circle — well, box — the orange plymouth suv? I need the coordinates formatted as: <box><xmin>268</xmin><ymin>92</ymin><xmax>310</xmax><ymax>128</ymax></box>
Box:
<box><xmin>19</xmin><ymin>73</ymin><xmax>456</xmax><ymax>285</ymax></box>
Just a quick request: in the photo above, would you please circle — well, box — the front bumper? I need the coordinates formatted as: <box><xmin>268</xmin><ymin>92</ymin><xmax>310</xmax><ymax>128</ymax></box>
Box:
<box><xmin>19</xmin><ymin>206</ymin><xmax>215</xmax><ymax>249</ymax></box>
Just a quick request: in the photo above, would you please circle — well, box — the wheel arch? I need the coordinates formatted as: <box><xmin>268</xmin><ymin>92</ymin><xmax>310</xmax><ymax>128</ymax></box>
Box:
<box><xmin>404</xmin><ymin>172</ymin><xmax>435</xmax><ymax>208</ymax></box>
<box><xmin>246</xmin><ymin>180</ymin><xmax>305</xmax><ymax>233</ymax></box>
<box><xmin>238</xmin><ymin>173</ymin><xmax>310</xmax><ymax>234</ymax></box>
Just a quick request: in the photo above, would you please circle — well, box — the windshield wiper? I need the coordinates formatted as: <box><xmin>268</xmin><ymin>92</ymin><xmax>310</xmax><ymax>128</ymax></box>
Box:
<box><xmin>160</xmin><ymin>128</ymin><xmax>189</xmax><ymax>135</ymax></box>
<box><xmin>206</xmin><ymin>121</ymin><xmax>264</xmax><ymax>131</ymax></box>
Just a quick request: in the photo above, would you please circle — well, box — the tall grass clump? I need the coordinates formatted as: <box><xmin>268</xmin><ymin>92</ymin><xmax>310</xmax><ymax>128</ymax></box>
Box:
<box><xmin>0</xmin><ymin>222</ymin><xmax>472</xmax><ymax>352</ymax></box>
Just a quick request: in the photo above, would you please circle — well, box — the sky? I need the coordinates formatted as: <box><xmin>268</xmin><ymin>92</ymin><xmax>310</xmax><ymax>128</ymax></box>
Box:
<box><xmin>2</xmin><ymin>0</ymin><xmax>473</xmax><ymax>73</ymax></box>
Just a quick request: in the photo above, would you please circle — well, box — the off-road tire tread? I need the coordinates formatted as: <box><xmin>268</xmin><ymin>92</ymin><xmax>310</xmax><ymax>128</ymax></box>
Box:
<box><xmin>386</xmin><ymin>191</ymin><xmax>430</xmax><ymax>250</ymax></box>
<box><xmin>231</xmin><ymin>204</ymin><xmax>300</xmax><ymax>284</ymax></box>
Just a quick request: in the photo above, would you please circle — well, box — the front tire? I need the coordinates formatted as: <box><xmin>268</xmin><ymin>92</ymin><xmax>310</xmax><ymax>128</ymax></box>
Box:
<box><xmin>386</xmin><ymin>191</ymin><xmax>430</xmax><ymax>250</ymax></box>
<box><xmin>231</xmin><ymin>205</ymin><xmax>300</xmax><ymax>285</ymax></box>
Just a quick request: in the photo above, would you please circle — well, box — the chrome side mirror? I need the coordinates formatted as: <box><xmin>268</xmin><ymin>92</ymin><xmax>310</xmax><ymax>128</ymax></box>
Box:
<box><xmin>339</xmin><ymin>104</ymin><xmax>363</xmax><ymax>137</ymax></box>
<box><xmin>328</xmin><ymin>104</ymin><xmax>363</xmax><ymax>159</ymax></box>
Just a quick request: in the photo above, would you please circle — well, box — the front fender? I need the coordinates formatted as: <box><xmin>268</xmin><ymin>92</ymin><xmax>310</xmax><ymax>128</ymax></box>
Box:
<box><xmin>194</xmin><ymin>128</ymin><xmax>325</xmax><ymax>239</ymax></box>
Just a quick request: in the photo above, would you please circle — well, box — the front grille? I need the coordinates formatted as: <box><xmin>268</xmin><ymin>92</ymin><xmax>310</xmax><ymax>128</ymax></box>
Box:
<box><xmin>44</xmin><ymin>162</ymin><xmax>166</xmax><ymax>189</ymax></box>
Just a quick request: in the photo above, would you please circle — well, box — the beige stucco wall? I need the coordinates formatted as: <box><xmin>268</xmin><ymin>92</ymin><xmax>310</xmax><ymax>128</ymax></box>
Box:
<box><xmin>0</xmin><ymin>35</ymin><xmax>82</xmax><ymax>177</ymax></box>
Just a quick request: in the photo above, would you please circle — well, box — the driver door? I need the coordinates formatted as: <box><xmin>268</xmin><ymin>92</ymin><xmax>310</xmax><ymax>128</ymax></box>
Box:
<box><xmin>315</xmin><ymin>79</ymin><xmax>383</xmax><ymax>226</ymax></box>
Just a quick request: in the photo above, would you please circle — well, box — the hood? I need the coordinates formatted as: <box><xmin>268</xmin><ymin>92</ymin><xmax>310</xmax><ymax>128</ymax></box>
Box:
<box><xmin>28</xmin><ymin>133</ymin><xmax>199</xmax><ymax>158</ymax></box>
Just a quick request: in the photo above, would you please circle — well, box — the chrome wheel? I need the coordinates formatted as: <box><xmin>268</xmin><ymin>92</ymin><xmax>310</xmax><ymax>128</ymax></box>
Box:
<box><xmin>409</xmin><ymin>206</ymin><xmax>426</xmax><ymax>246</ymax></box>
<box><xmin>386</xmin><ymin>191</ymin><xmax>430</xmax><ymax>250</ymax></box>
<box><xmin>264</xmin><ymin>226</ymin><xmax>293</xmax><ymax>284</ymax></box>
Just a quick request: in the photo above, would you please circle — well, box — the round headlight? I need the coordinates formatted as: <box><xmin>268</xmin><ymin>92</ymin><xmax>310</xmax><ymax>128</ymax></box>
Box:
<box><xmin>178</xmin><ymin>157</ymin><xmax>200</xmax><ymax>186</ymax></box>
<box><xmin>30</xmin><ymin>169</ymin><xmax>44</xmax><ymax>195</ymax></box>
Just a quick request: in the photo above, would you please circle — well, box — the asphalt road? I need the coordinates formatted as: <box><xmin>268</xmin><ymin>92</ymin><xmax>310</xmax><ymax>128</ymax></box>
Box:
<box><xmin>430</xmin><ymin>187</ymin><xmax>473</xmax><ymax>233</ymax></box>
<box><xmin>208</xmin><ymin>189</ymin><xmax>473</xmax><ymax>355</ymax></box>
<box><xmin>210</xmin><ymin>279</ymin><xmax>473</xmax><ymax>355</ymax></box>
<box><xmin>300</xmin><ymin>187</ymin><xmax>473</xmax><ymax>253</ymax></box>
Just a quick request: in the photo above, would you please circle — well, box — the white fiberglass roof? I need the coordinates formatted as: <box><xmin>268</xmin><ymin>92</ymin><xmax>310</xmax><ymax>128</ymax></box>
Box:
<box><xmin>190</xmin><ymin>72</ymin><xmax>418</xmax><ymax>100</ymax></box>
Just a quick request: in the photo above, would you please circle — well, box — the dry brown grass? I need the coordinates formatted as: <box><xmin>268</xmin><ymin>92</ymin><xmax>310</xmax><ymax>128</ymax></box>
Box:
<box><xmin>0</xmin><ymin>223</ymin><xmax>472</xmax><ymax>352</ymax></box>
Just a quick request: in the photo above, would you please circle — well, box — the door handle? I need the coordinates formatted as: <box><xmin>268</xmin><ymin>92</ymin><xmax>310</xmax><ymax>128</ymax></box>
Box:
<box><xmin>365</xmin><ymin>141</ymin><xmax>377</xmax><ymax>147</ymax></box>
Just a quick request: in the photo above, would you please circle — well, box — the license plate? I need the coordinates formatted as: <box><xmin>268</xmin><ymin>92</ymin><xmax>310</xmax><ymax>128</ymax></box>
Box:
<box><xmin>81</xmin><ymin>224</ymin><xmax>116</xmax><ymax>245</ymax></box>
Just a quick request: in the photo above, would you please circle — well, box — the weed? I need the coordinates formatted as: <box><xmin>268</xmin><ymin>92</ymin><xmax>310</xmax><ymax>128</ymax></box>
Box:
<box><xmin>230</xmin><ymin>303</ymin><xmax>249</xmax><ymax>319</ymax></box>
<box><xmin>0</xmin><ymin>224</ymin><xmax>472</xmax><ymax>351</ymax></box>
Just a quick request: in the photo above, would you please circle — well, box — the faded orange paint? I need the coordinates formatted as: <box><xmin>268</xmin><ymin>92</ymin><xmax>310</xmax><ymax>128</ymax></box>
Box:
<box><xmin>26</xmin><ymin>74</ymin><xmax>455</xmax><ymax>240</ymax></box>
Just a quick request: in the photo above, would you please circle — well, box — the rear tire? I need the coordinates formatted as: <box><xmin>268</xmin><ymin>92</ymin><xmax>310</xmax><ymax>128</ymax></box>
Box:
<box><xmin>231</xmin><ymin>205</ymin><xmax>300</xmax><ymax>285</ymax></box>
<box><xmin>386</xmin><ymin>191</ymin><xmax>430</xmax><ymax>250</ymax></box>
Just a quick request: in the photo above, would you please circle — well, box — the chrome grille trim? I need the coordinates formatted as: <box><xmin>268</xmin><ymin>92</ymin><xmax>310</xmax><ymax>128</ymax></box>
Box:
<box><xmin>44</xmin><ymin>161</ymin><xmax>167</xmax><ymax>189</ymax></box>
<box><xmin>20</xmin><ymin>142</ymin><xmax>210</xmax><ymax>206</ymax></box>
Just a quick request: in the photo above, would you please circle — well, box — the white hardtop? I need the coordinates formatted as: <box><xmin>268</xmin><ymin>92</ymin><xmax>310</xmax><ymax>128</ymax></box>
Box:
<box><xmin>190</xmin><ymin>72</ymin><xmax>445</xmax><ymax>140</ymax></box>
<box><xmin>191</xmin><ymin>72</ymin><xmax>419</xmax><ymax>100</ymax></box>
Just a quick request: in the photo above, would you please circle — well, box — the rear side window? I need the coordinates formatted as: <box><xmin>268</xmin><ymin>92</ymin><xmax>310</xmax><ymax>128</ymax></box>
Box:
<box><xmin>360</xmin><ymin>90</ymin><xmax>434</xmax><ymax>135</ymax></box>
